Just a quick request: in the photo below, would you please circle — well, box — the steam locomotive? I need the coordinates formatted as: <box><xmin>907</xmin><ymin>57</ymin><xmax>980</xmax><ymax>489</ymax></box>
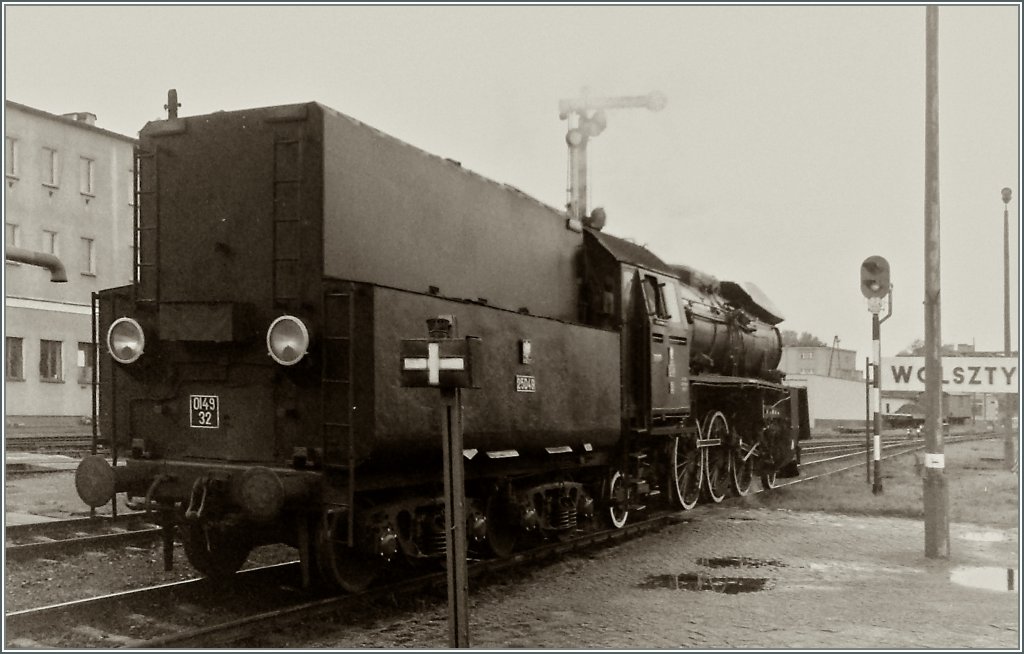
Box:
<box><xmin>75</xmin><ymin>101</ymin><xmax>809</xmax><ymax>591</ymax></box>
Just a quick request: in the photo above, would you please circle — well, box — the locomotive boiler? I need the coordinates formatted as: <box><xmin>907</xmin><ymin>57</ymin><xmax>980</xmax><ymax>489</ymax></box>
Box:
<box><xmin>75</xmin><ymin>101</ymin><xmax>808</xmax><ymax>591</ymax></box>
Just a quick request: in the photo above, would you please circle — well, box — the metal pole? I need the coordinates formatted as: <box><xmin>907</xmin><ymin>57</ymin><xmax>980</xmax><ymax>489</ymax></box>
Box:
<box><xmin>872</xmin><ymin>314</ymin><xmax>883</xmax><ymax>494</ymax></box>
<box><xmin>568</xmin><ymin>134</ymin><xmax>589</xmax><ymax>223</ymax></box>
<box><xmin>865</xmin><ymin>356</ymin><xmax>872</xmax><ymax>483</ymax></box>
<box><xmin>441</xmin><ymin>387</ymin><xmax>470</xmax><ymax>648</ymax></box>
<box><xmin>1004</xmin><ymin>193</ymin><xmax>1011</xmax><ymax>356</ymax></box>
<box><xmin>1001</xmin><ymin>187</ymin><xmax>1016</xmax><ymax>470</ymax></box>
<box><xmin>923</xmin><ymin>4</ymin><xmax>950</xmax><ymax>559</ymax></box>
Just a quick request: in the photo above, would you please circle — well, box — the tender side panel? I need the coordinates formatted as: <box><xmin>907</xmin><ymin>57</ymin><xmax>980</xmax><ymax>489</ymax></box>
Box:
<box><xmin>369</xmin><ymin>287</ymin><xmax>621</xmax><ymax>457</ymax></box>
<box><xmin>320</xmin><ymin>105</ymin><xmax>581</xmax><ymax>322</ymax></box>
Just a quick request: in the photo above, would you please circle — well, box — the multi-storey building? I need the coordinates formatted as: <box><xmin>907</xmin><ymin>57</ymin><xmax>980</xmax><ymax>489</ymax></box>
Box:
<box><xmin>779</xmin><ymin>345</ymin><xmax>862</xmax><ymax>381</ymax></box>
<box><xmin>4</xmin><ymin>100</ymin><xmax>136</xmax><ymax>427</ymax></box>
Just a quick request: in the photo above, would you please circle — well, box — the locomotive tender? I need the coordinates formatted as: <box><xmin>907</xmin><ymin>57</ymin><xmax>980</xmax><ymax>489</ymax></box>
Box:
<box><xmin>75</xmin><ymin>101</ymin><xmax>809</xmax><ymax>591</ymax></box>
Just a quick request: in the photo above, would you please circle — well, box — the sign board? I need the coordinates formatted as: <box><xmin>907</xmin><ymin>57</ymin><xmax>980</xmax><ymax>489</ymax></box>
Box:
<box><xmin>880</xmin><ymin>357</ymin><xmax>1019</xmax><ymax>394</ymax></box>
<box><xmin>400</xmin><ymin>337</ymin><xmax>481</xmax><ymax>389</ymax></box>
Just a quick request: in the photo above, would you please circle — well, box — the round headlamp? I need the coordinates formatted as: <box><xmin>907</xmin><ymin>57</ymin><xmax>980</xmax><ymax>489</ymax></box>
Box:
<box><xmin>107</xmin><ymin>317</ymin><xmax>146</xmax><ymax>364</ymax></box>
<box><xmin>267</xmin><ymin>315</ymin><xmax>310</xmax><ymax>366</ymax></box>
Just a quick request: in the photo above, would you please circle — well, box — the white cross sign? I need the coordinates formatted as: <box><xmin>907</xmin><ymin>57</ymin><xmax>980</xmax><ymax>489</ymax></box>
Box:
<box><xmin>403</xmin><ymin>342</ymin><xmax>466</xmax><ymax>386</ymax></box>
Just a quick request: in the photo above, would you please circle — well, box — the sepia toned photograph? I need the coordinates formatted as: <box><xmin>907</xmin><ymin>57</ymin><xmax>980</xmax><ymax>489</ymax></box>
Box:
<box><xmin>2</xmin><ymin>2</ymin><xmax>1020</xmax><ymax>649</ymax></box>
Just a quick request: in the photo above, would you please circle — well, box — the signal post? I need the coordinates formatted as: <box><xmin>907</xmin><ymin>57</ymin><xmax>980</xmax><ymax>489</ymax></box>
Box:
<box><xmin>860</xmin><ymin>255</ymin><xmax>892</xmax><ymax>494</ymax></box>
<box><xmin>400</xmin><ymin>317</ymin><xmax>480</xmax><ymax>648</ymax></box>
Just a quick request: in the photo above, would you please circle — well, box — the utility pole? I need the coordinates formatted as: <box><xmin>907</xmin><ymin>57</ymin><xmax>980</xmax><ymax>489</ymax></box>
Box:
<box><xmin>827</xmin><ymin>336</ymin><xmax>839</xmax><ymax>377</ymax></box>
<box><xmin>558</xmin><ymin>88</ymin><xmax>666</xmax><ymax>230</ymax></box>
<box><xmin>923</xmin><ymin>4</ymin><xmax>949</xmax><ymax>559</ymax></box>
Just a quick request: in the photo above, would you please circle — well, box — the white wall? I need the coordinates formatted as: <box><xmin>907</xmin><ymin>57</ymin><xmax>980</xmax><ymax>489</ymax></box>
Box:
<box><xmin>785</xmin><ymin>374</ymin><xmax>866</xmax><ymax>427</ymax></box>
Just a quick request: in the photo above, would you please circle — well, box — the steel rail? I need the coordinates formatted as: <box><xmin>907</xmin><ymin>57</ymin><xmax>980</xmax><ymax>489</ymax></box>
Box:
<box><xmin>3</xmin><ymin>562</ymin><xmax>299</xmax><ymax>639</ymax></box>
<box><xmin>5</xmin><ymin>430</ymin><xmax>1001</xmax><ymax>648</ymax></box>
<box><xmin>5</xmin><ymin>513</ymin><xmax>146</xmax><ymax>537</ymax></box>
<box><xmin>6</xmin><ymin>528</ymin><xmax>161</xmax><ymax>562</ymax></box>
<box><xmin>130</xmin><ymin>434</ymin><xmax>1005</xmax><ymax>647</ymax></box>
<box><xmin>779</xmin><ymin>432</ymin><xmax>999</xmax><ymax>487</ymax></box>
<box><xmin>134</xmin><ymin>512</ymin><xmax>689</xmax><ymax>648</ymax></box>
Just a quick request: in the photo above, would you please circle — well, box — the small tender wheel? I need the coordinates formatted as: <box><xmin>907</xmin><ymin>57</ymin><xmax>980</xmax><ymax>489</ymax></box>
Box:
<box><xmin>484</xmin><ymin>496</ymin><xmax>518</xmax><ymax>559</ymax></box>
<box><xmin>731</xmin><ymin>433</ymin><xmax>755</xmax><ymax>497</ymax></box>
<box><xmin>182</xmin><ymin>522</ymin><xmax>252</xmax><ymax>580</ymax></box>
<box><xmin>605</xmin><ymin>470</ymin><xmax>629</xmax><ymax>528</ymax></box>
<box><xmin>315</xmin><ymin>512</ymin><xmax>379</xmax><ymax>593</ymax></box>
<box><xmin>702</xmin><ymin>412</ymin><xmax>731</xmax><ymax>504</ymax></box>
<box><xmin>760</xmin><ymin>466</ymin><xmax>779</xmax><ymax>490</ymax></box>
<box><xmin>671</xmin><ymin>437</ymin><xmax>703</xmax><ymax>510</ymax></box>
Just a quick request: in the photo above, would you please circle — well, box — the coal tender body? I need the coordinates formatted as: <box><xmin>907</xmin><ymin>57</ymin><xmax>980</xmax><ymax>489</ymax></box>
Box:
<box><xmin>76</xmin><ymin>102</ymin><xmax>809</xmax><ymax>591</ymax></box>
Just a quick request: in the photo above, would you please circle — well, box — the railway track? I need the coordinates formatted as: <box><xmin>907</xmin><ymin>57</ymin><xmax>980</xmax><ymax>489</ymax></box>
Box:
<box><xmin>5</xmin><ymin>434</ymin><xmax>97</xmax><ymax>455</ymax></box>
<box><xmin>3</xmin><ymin>430</ymin><xmax>1001</xmax><ymax>648</ymax></box>
<box><xmin>5</xmin><ymin>514</ymin><xmax>159</xmax><ymax>562</ymax></box>
<box><xmin>5</xmin><ymin>514</ymin><xmax>686</xmax><ymax>648</ymax></box>
<box><xmin>796</xmin><ymin>431</ymin><xmax>997</xmax><ymax>478</ymax></box>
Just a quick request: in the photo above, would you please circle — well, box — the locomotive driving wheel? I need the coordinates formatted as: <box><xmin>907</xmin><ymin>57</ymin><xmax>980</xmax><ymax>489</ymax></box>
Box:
<box><xmin>760</xmin><ymin>463</ymin><xmax>779</xmax><ymax>490</ymax></box>
<box><xmin>605</xmin><ymin>470</ymin><xmax>630</xmax><ymax>528</ymax></box>
<box><xmin>182</xmin><ymin>522</ymin><xmax>253</xmax><ymax>580</ymax></box>
<box><xmin>315</xmin><ymin>511</ymin><xmax>380</xmax><ymax>593</ymax></box>
<box><xmin>670</xmin><ymin>436</ymin><xmax>702</xmax><ymax>510</ymax></box>
<box><xmin>730</xmin><ymin>430</ymin><xmax>755</xmax><ymax>497</ymax></box>
<box><xmin>702</xmin><ymin>412</ymin><xmax>731</xmax><ymax>504</ymax></box>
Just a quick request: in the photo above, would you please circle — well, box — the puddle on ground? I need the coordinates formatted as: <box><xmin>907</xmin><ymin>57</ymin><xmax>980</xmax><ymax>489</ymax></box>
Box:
<box><xmin>950</xmin><ymin>566</ymin><xmax>1018</xmax><ymax>592</ymax></box>
<box><xmin>638</xmin><ymin>573</ymin><xmax>771</xmax><ymax>593</ymax></box>
<box><xmin>696</xmin><ymin>556</ymin><xmax>784</xmax><ymax>568</ymax></box>
<box><xmin>961</xmin><ymin>531</ymin><xmax>1011</xmax><ymax>543</ymax></box>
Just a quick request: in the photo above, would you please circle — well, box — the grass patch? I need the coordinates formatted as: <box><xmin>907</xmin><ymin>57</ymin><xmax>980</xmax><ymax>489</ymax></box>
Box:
<box><xmin>741</xmin><ymin>436</ymin><xmax>1020</xmax><ymax>528</ymax></box>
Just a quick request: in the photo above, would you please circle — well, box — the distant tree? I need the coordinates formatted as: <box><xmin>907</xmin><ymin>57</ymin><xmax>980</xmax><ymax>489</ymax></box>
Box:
<box><xmin>898</xmin><ymin>339</ymin><xmax>926</xmax><ymax>356</ymax></box>
<box><xmin>781</xmin><ymin>330</ymin><xmax>828</xmax><ymax>347</ymax></box>
<box><xmin>898</xmin><ymin>339</ymin><xmax>961</xmax><ymax>356</ymax></box>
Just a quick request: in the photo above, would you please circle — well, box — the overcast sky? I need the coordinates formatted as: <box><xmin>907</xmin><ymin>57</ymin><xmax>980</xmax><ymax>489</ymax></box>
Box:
<box><xmin>3</xmin><ymin>3</ymin><xmax>1020</xmax><ymax>364</ymax></box>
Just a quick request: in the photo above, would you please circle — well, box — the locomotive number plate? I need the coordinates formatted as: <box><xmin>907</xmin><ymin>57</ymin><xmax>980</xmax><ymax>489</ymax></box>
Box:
<box><xmin>189</xmin><ymin>394</ymin><xmax>220</xmax><ymax>429</ymax></box>
<box><xmin>515</xmin><ymin>374</ymin><xmax>536</xmax><ymax>393</ymax></box>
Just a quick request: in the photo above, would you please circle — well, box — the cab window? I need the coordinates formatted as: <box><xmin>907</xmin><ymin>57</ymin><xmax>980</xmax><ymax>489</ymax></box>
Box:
<box><xmin>643</xmin><ymin>275</ymin><xmax>675</xmax><ymax>321</ymax></box>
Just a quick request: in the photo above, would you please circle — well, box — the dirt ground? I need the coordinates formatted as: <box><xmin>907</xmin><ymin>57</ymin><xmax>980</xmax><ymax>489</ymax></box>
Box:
<box><xmin>4</xmin><ymin>464</ymin><xmax>1020</xmax><ymax>649</ymax></box>
<box><xmin>263</xmin><ymin>505</ymin><xmax>1017</xmax><ymax>650</ymax></box>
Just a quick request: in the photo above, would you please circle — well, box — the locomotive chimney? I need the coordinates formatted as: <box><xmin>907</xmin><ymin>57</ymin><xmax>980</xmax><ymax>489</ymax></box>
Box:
<box><xmin>61</xmin><ymin>112</ymin><xmax>97</xmax><ymax>126</ymax></box>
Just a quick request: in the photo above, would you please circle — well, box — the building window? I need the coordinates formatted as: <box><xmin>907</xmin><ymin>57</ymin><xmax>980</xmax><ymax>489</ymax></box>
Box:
<box><xmin>40</xmin><ymin>339</ymin><xmax>63</xmax><ymax>382</ymax></box>
<box><xmin>128</xmin><ymin>167</ymin><xmax>136</xmax><ymax>206</ymax></box>
<box><xmin>42</xmin><ymin>147</ymin><xmax>60</xmax><ymax>187</ymax></box>
<box><xmin>81</xmin><ymin>237</ymin><xmax>96</xmax><ymax>275</ymax></box>
<box><xmin>799</xmin><ymin>351</ymin><xmax>814</xmax><ymax>360</ymax></box>
<box><xmin>6</xmin><ymin>337</ymin><xmax>24</xmax><ymax>381</ymax></box>
<box><xmin>80</xmin><ymin>157</ymin><xmax>95</xmax><ymax>195</ymax></box>
<box><xmin>799</xmin><ymin>368</ymin><xmax>815</xmax><ymax>375</ymax></box>
<box><xmin>77</xmin><ymin>342</ymin><xmax>96</xmax><ymax>384</ymax></box>
<box><xmin>5</xmin><ymin>136</ymin><xmax>17</xmax><ymax>178</ymax></box>
<box><xmin>6</xmin><ymin>222</ymin><xmax>20</xmax><ymax>247</ymax></box>
<box><xmin>42</xmin><ymin>229</ymin><xmax>59</xmax><ymax>255</ymax></box>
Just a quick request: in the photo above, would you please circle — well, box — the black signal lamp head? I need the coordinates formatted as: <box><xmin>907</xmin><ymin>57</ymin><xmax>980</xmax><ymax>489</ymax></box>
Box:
<box><xmin>860</xmin><ymin>255</ymin><xmax>891</xmax><ymax>299</ymax></box>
